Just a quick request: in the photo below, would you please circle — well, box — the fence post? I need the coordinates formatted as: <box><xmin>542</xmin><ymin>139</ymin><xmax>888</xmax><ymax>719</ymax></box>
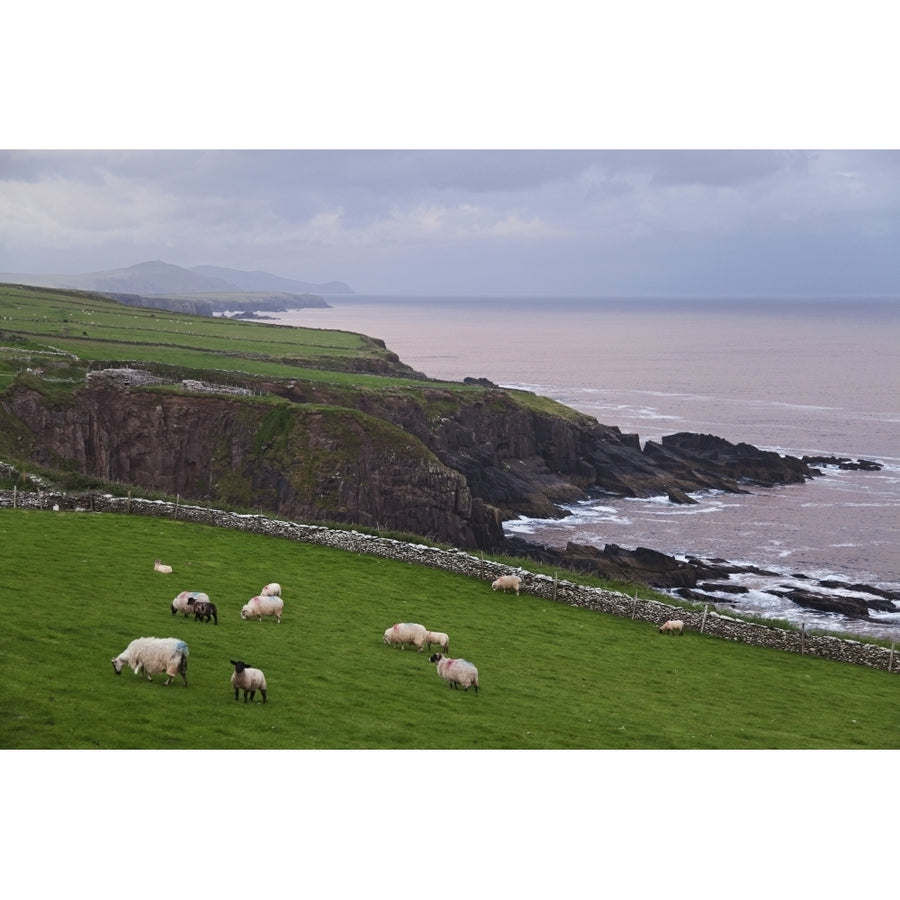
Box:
<box><xmin>126</xmin><ymin>490</ymin><xmax>132</xmax><ymax>514</ymax></box>
<box><xmin>631</xmin><ymin>592</ymin><xmax>637</xmax><ymax>620</ymax></box>
<box><xmin>700</xmin><ymin>604</ymin><xmax>709</xmax><ymax>634</ymax></box>
<box><xmin>12</xmin><ymin>485</ymin><xmax>16</xmax><ymax>508</ymax></box>
<box><xmin>553</xmin><ymin>571</ymin><xmax>558</xmax><ymax>602</ymax></box>
<box><xmin>889</xmin><ymin>642</ymin><xmax>895</xmax><ymax>673</ymax></box>
<box><xmin>175</xmin><ymin>494</ymin><xmax>180</xmax><ymax>519</ymax></box>
<box><xmin>801</xmin><ymin>623</ymin><xmax>806</xmax><ymax>655</ymax></box>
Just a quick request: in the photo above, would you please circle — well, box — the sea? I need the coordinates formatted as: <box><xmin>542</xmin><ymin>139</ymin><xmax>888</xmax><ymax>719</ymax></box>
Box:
<box><xmin>262</xmin><ymin>296</ymin><xmax>900</xmax><ymax>642</ymax></box>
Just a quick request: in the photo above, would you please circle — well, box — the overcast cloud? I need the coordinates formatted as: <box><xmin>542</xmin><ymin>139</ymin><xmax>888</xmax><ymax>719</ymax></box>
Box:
<box><xmin>1</xmin><ymin>149</ymin><xmax>898</xmax><ymax>297</ymax></box>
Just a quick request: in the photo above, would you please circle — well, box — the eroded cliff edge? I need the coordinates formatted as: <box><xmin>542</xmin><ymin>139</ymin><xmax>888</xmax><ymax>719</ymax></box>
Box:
<box><xmin>2</xmin><ymin>366</ymin><xmax>822</xmax><ymax>554</ymax></box>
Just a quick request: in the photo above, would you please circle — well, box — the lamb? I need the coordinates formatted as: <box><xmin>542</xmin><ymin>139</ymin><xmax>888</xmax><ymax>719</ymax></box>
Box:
<box><xmin>171</xmin><ymin>591</ymin><xmax>210</xmax><ymax>617</ymax></box>
<box><xmin>260</xmin><ymin>582</ymin><xmax>281</xmax><ymax>597</ymax></box>
<box><xmin>429</xmin><ymin>653</ymin><xmax>479</xmax><ymax>693</ymax></box>
<box><xmin>491</xmin><ymin>574</ymin><xmax>521</xmax><ymax>595</ymax></box>
<box><xmin>230</xmin><ymin>659</ymin><xmax>267</xmax><ymax>703</ymax></box>
<box><xmin>154</xmin><ymin>559</ymin><xmax>173</xmax><ymax>574</ymax></box>
<box><xmin>382</xmin><ymin>622</ymin><xmax>428</xmax><ymax>652</ymax></box>
<box><xmin>111</xmin><ymin>637</ymin><xmax>189</xmax><ymax>686</ymax></box>
<box><xmin>241</xmin><ymin>594</ymin><xmax>284</xmax><ymax>623</ymax></box>
<box><xmin>187</xmin><ymin>597</ymin><xmax>218</xmax><ymax>625</ymax></box>
<box><xmin>658</xmin><ymin>619</ymin><xmax>685</xmax><ymax>635</ymax></box>
<box><xmin>425</xmin><ymin>630</ymin><xmax>450</xmax><ymax>654</ymax></box>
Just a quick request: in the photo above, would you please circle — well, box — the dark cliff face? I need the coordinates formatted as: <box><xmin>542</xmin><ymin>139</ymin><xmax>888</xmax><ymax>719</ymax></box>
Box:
<box><xmin>2</xmin><ymin>384</ymin><xmax>505</xmax><ymax>551</ymax></box>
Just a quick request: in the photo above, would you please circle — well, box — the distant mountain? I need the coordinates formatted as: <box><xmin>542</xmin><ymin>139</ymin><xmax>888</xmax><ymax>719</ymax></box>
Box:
<box><xmin>190</xmin><ymin>265</ymin><xmax>354</xmax><ymax>295</ymax></box>
<box><xmin>0</xmin><ymin>260</ymin><xmax>354</xmax><ymax>295</ymax></box>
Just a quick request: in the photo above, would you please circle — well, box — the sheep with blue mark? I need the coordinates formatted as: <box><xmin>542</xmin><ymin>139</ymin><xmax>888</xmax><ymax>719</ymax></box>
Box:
<box><xmin>111</xmin><ymin>637</ymin><xmax>189</xmax><ymax>686</ymax></box>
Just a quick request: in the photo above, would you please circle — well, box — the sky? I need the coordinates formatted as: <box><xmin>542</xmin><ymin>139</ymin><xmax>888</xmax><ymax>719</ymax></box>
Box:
<box><xmin>3</xmin><ymin>148</ymin><xmax>898</xmax><ymax>297</ymax></box>
<box><xmin>3</xmin><ymin>3</ymin><xmax>899</xmax><ymax>299</ymax></box>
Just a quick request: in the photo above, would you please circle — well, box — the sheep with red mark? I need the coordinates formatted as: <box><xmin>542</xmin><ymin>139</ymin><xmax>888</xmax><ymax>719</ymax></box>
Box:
<box><xmin>383</xmin><ymin>622</ymin><xmax>428</xmax><ymax>652</ymax></box>
<box><xmin>429</xmin><ymin>653</ymin><xmax>479</xmax><ymax>693</ymax></box>
<box><xmin>260</xmin><ymin>582</ymin><xmax>281</xmax><ymax>597</ymax></box>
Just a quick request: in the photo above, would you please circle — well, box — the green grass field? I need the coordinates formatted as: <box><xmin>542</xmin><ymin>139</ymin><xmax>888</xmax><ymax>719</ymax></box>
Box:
<box><xmin>1</xmin><ymin>507</ymin><xmax>897</xmax><ymax>749</ymax></box>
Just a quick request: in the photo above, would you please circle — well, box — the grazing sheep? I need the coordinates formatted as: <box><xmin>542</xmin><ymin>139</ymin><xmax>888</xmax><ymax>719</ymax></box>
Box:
<box><xmin>429</xmin><ymin>653</ymin><xmax>479</xmax><ymax>693</ymax></box>
<box><xmin>187</xmin><ymin>597</ymin><xmax>218</xmax><ymax>625</ymax></box>
<box><xmin>260</xmin><ymin>582</ymin><xmax>281</xmax><ymax>597</ymax></box>
<box><xmin>425</xmin><ymin>630</ymin><xmax>450</xmax><ymax>654</ymax></box>
<box><xmin>491</xmin><ymin>574</ymin><xmax>521</xmax><ymax>595</ymax></box>
<box><xmin>658</xmin><ymin>619</ymin><xmax>685</xmax><ymax>635</ymax></box>
<box><xmin>382</xmin><ymin>622</ymin><xmax>428</xmax><ymax>652</ymax></box>
<box><xmin>230</xmin><ymin>659</ymin><xmax>267</xmax><ymax>703</ymax></box>
<box><xmin>241</xmin><ymin>594</ymin><xmax>284</xmax><ymax>623</ymax></box>
<box><xmin>111</xmin><ymin>637</ymin><xmax>189</xmax><ymax>686</ymax></box>
<box><xmin>154</xmin><ymin>559</ymin><xmax>173</xmax><ymax>574</ymax></box>
<box><xmin>171</xmin><ymin>591</ymin><xmax>210</xmax><ymax>617</ymax></box>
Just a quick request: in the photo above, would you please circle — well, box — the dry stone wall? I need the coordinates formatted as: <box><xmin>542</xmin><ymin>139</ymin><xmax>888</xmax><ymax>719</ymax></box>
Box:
<box><xmin>4</xmin><ymin>487</ymin><xmax>897</xmax><ymax>674</ymax></box>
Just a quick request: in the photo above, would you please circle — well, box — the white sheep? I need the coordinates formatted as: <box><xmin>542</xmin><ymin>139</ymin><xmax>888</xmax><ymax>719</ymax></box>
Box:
<box><xmin>230</xmin><ymin>659</ymin><xmax>267</xmax><ymax>703</ymax></box>
<box><xmin>154</xmin><ymin>559</ymin><xmax>173</xmax><ymax>574</ymax></box>
<box><xmin>171</xmin><ymin>591</ymin><xmax>210</xmax><ymax>617</ymax></box>
<box><xmin>658</xmin><ymin>619</ymin><xmax>685</xmax><ymax>635</ymax></box>
<box><xmin>491</xmin><ymin>574</ymin><xmax>521</xmax><ymax>595</ymax></box>
<box><xmin>260</xmin><ymin>582</ymin><xmax>282</xmax><ymax>597</ymax></box>
<box><xmin>425</xmin><ymin>630</ymin><xmax>450</xmax><ymax>654</ymax></box>
<box><xmin>241</xmin><ymin>594</ymin><xmax>284</xmax><ymax>623</ymax></box>
<box><xmin>382</xmin><ymin>622</ymin><xmax>428</xmax><ymax>652</ymax></box>
<box><xmin>429</xmin><ymin>653</ymin><xmax>479</xmax><ymax>693</ymax></box>
<box><xmin>111</xmin><ymin>637</ymin><xmax>189</xmax><ymax>686</ymax></box>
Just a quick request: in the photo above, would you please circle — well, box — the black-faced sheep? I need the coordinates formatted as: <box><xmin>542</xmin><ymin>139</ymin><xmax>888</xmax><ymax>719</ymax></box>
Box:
<box><xmin>154</xmin><ymin>559</ymin><xmax>173</xmax><ymax>574</ymax></box>
<box><xmin>429</xmin><ymin>653</ymin><xmax>479</xmax><ymax>693</ymax></box>
<box><xmin>111</xmin><ymin>637</ymin><xmax>189</xmax><ymax>686</ymax></box>
<box><xmin>187</xmin><ymin>597</ymin><xmax>218</xmax><ymax>625</ymax></box>
<box><xmin>230</xmin><ymin>659</ymin><xmax>267</xmax><ymax>703</ymax></box>
<box><xmin>658</xmin><ymin>619</ymin><xmax>685</xmax><ymax>635</ymax></box>
<box><xmin>425</xmin><ymin>630</ymin><xmax>450</xmax><ymax>654</ymax></box>
<box><xmin>383</xmin><ymin>622</ymin><xmax>428</xmax><ymax>651</ymax></box>
<box><xmin>171</xmin><ymin>591</ymin><xmax>210</xmax><ymax>617</ymax></box>
<box><xmin>241</xmin><ymin>594</ymin><xmax>283</xmax><ymax>623</ymax></box>
<box><xmin>491</xmin><ymin>574</ymin><xmax>521</xmax><ymax>595</ymax></box>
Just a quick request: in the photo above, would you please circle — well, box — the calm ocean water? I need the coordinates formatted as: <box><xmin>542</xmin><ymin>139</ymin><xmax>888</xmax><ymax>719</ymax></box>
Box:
<box><xmin>267</xmin><ymin>296</ymin><xmax>900</xmax><ymax>640</ymax></box>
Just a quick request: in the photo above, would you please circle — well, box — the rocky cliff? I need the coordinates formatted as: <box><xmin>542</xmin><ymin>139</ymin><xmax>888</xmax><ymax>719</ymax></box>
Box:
<box><xmin>1</xmin><ymin>367</ymin><xmax>826</xmax><ymax>554</ymax></box>
<box><xmin>2</xmin><ymin>380</ymin><xmax>504</xmax><ymax>549</ymax></box>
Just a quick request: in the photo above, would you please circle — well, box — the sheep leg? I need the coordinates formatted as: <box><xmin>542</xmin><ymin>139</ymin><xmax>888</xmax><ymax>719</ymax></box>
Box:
<box><xmin>259</xmin><ymin>689</ymin><xmax>267</xmax><ymax>703</ymax></box>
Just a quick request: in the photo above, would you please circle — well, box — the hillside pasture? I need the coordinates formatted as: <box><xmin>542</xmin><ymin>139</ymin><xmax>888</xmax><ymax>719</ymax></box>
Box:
<box><xmin>1</xmin><ymin>507</ymin><xmax>897</xmax><ymax>750</ymax></box>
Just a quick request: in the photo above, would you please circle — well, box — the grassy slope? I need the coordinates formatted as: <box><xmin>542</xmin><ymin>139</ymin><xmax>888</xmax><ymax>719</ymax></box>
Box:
<box><xmin>1</xmin><ymin>507</ymin><xmax>897</xmax><ymax>749</ymax></box>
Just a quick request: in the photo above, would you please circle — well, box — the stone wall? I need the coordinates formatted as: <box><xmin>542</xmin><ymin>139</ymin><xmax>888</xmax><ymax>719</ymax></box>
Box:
<box><xmin>4</xmin><ymin>488</ymin><xmax>897</xmax><ymax>674</ymax></box>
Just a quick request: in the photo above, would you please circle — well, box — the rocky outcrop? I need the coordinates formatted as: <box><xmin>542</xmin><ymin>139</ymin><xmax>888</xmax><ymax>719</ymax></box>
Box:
<box><xmin>263</xmin><ymin>381</ymin><xmax>821</xmax><ymax>520</ymax></box>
